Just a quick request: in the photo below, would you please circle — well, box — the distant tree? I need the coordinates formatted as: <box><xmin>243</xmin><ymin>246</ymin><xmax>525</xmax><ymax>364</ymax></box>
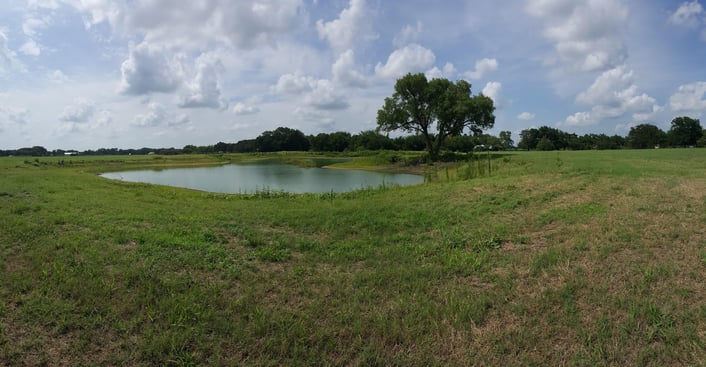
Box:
<box><xmin>394</xmin><ymin>134</ymin><xmax>427</xmax><ymax>151</ymax></box>
<box><xmin>499</xmin><ymin>131</ymin><xmax>514</xmax><ymax>150</ymax></box>
<box><xmin>232</xmin><ymin>139</ymin><xmax>257</xmax><ymax>153</ymax></box>
<box><xmin>15</xmin><ymin>146</ymin><xmax>48</xmax><ymax>156</ymax></box>
<box><xmin>214</xmin><ymin>142</ymin><xmax>229</xmax><ymax>153</ymax></box>
<box><xmin>518</xmin><ymin>128</ymin><xmax>540</xmax><ymax>150</ymax></box>
<box><xmin>698</xmin><ymin>130</ymin><xmax>706</xmax><ymax>148</ymax></box>
<box><xmin>536</xmin><ymin>137</ymin><xmax>556</xmax><ymax>151</ymax></box>
<box><xmin>667</xmin><ymin>116</ymin><xmax>702</xmax><ymax>147</ymax></box>
<box><xmin>518</xmin><ymin>126</ymin><xmax>569</xmax><ymax>150</ymax></box>
<box><xmin>255</xmin><ymin>127</ymin><xmax>310</xmax><ymax>152</ymax></box>
<box><xmin>182</xmin><ymin>145</ymin><xmax>198</xmax><ymax>154</ymax></box>
<box><xmin>309</xmin><ymin>132</ymin><xmax>352</xmax><ymax>152</ymax></box>
<box><xmin>351</xmin><ymin>130</ymin><xmax>395</xmax><ymax>151</ymax></box>
<box><xmin>445</xmin><ymin>134</ymin><xmax>475</xmax><ymax>152</ymax></box>
<box><xmin>628</xmin><ymin>124</ymin><xmax>666</xmax><ymax>149</ymax></box>
<box><xmin>376</xmin><ymin>73</ymin><xmax>495</xmax><ymax>160</ymax></box>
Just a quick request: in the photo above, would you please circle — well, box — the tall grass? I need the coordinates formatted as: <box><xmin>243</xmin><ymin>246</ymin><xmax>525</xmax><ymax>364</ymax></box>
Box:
<box><xmin>1</xmin><ymin>149</ymin><xmax>705</xmax><ymax>365</ymax></box>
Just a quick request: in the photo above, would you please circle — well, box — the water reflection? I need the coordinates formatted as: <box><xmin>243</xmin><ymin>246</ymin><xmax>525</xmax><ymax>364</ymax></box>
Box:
<box><xmin>101</xmin><ymin>163</ymin><xmax>423</xmax><ymax>194</ymax></box>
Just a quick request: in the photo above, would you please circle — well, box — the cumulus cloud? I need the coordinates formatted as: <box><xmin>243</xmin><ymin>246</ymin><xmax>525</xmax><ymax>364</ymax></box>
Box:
<box><xmin>232</xmin><ymin>102</ymin><xmax>260</xmax><ymax>115</ymax></box>
<box><xmin>0</xmin><ymin>31</ymin><xmax>24</xmax><ymax>75</ymax></box>
<box><xmin>19</xmin><ymin>39</ymin><xmax>41</xmax><ymax>56</ymax></box>
<box><xmin>179</xmin><ymin>54</ymin><xmax>227</xmax><ymax>109</ymax></box>
<box><xmin>22</xmin><ymin>15</ymin><xmax>50</xmax><ymax>37</ymax></box>
<box><xmin>393</xmin><ymin>21</ymin><xmax>423</xmax><ymax>47</ymax></box>
<box><xmin>669</xmin><ymin>1</ymin><xmax>704</xmax><ymax>28</ymax></box>
<box><xmin>563</xmin><ymin>111</ymin><xmax>594</xmax><ymax>127</ymax></box>
<box><xmin>464</xmin><ymin>58</ymin><xmax>498</xmax><ymax>80</ymax></box>
<box><xmin>273</xmin><ymin>73</ymin><xmax>349</xmax><ymax>110</ymax></box>
<box><xmin>316</xmin><ymin>0</ymin><xmax>377</xmax><ymax>53</ymax></box>
<box><xmin>669</xmin><ymin>1</ymin><xmax>706</xmax><ymax>41</ymax></box>
<box><xmin>119</xmin><ymin>42</ymin><xmax>184</xmax><ymax>95</ymax></box>
<box><xmin>426</xmin><ymin>62</ymin><xmax>457</xmax><ymax>79</ymax></box>
<box><xmin>575</xmin><ymin>65</ymin><xmax>659</xmax><ymax>120</ymax></box>
<box><xmin>48</xmin><ymin>69</ymin><xmax>70</xmax><ymax>83</ymax></box>
<box><xmin>133</xmin><ymin>102</ymin><xmax>190</xmax><ymax>127</ymax></box>
<box><xmin>332</xmin><ymin>49</ymin><xmax>369</xmax><ymax>87</ymax></box>
<box><xmin>68</xmin><ymin>0</ymin><xmax>305</xmax><ymax>49</ymax></box>
<box><xmin>59</xmin><ymin>98</ymin><xmax>95</xmax><ymax>123</ymax></box>
<box><xmin>527</xmin><ymin>0</ymin><xmax>628</xmax><ymax>72</ymax></box>
<box><xmin>669</xmin><ymin>81</ymin><xmax>706</xmax><ymax>112</ymax></box>
<box><xmin>374</xmin><ymin>44</ymin><xmax>436</xmax><ymax>80</ymax></box>
<box><xmin>563</xmin><ymin>65</ymin><xmax>661</xmax><ymax>126</ymax></box>
<box><xmin>294</xmin><ymin>107</ymin><xmax>335</xmax><ymax>130</ymax></box>
<box><xmin>482</xmin><ymin>82</ymin><xmax>503</xmax><ymax>106</ymax></box>
<box><xmin>517</xmin><ymin>112</ymin><xmax>535</xmax><ymax>121</ymax></box>
<box><xmin>0</xmin><ymin>106</ymin><xmax>30</xmax><ymax>126</ymax></box>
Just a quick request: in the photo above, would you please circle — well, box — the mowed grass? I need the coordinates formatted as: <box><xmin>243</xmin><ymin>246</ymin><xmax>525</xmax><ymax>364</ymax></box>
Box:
<box><xmin>1</xmin><ymin>150</ymin><xmax>705</xmax><ymax>365</ymax></box>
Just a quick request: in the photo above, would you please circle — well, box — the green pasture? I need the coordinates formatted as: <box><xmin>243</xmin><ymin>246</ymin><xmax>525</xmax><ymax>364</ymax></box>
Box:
<box><xmin>1</xmin><ymin>149</ymin><xmax>705</xmax><ymax>365</ymax></box>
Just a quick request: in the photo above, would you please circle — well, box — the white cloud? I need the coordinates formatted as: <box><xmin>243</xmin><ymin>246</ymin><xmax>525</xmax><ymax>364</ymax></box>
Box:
<box><xmin>119</xmin><ymin>42</ymin><xmax>184</xmax><ymax>95</ymax></box>
<box><xmin>22</xmin><ymin>16</ymin><xmax>49</xmax><ymax>37</ymax></box>
<box><xmin>304</xmin><ymin>79</ymin><xmax>349</xmax><ymax>110</ymax></box>
<box><xmin>425</xmin><ymin>67</ymin><xmax>443</xmax><ymax>79</ymax></box>
<box><xmin>426</xmin><ymin>62</ymin><xmax>457</xmax><ymax>79</ymax></box>
<box><xmin>19</xmin><ymin>39</ymin><xmax>41</xmax><ymax>56</ymax></box>
<box><xmin>374</xmin><ymin>44</ymin><xmax>436</xmax><ymax>80</ymax></box>
<box><xmin>27</xmin><ymin>0</ymin><xmax>60</xmax><ymax>10</ymax></box>
<box><xmin>294</xmin><ymin>107</ymin><xmax>335</xmax><ymax>130</ymax></box>
<box><xmin>669</xmin><ymin>81</ymin><xmax>706</xmax><ymax>112</ymax></box>
<box><xmin>482</xmin><ymin>81</ymin><xmax>502</xmax><ymax>105</ymax></box>
<box><xmin>232</xmin><ymin>102</ymin><xmax>260</xmax><ymax>115</ymax></box>
<box><xmin>332</xmin><ymin>49</ymin><xmax>369</xmax><ymax>87</ymax></box>
<box><xmin>67</xmin><ymin>0</ymin><xmax>305</xmax><ymax>50</ymax></box>
<box><xmin>0</xmin><ymin>31</ymin><xmax>24</xmax><ymax>76</ymax></box>
<box><xmin>393</xmin><ymin>21</ymin><xmax>423</xmax><ymax>47</ymax></box>
<box><xmin>575</xmin><ymin>65</ymin><xmax>659</xmax><ymax>120</ymax></box>
<box><xmin>517</xmin><ymin>112</ymin><xmax>535</xmax><ymax>121</ymax></box>
<box><xmin>0</xmin><ymin>106</ymin><xmax>30</xmax><ymax>126</ymax></box>
<box><xmin>527</xmin><ymin>0</ymin><xmax>628</xmax><ymax>72</ymax></box>
<box><xmin>48</xmin><ymin>69</ymin><xmax>70</xmax><ymax>84</ymax></box>
<box><xmin>273</xmin><ymin>73</ymin><xmax>349</xmax><ymax>110</ymax></box>
<box><xmin>669</xmin><ymin>1</ymin><xmax>704</xmax><ymax>28</ymax></box>
<box><xmin>59</xmin><ymin>98</ymin><xmax>95</xmax><ymax>123</ymax></box>
<box><xmin>179</xmin><ymin>54</ymin><xmax>227</xmax><ymax>109</ymax></box>
<box><xmin>316</xmin><ymin>0</ymin><xmax>376</xmax><ymax>53</ymax></box>
<box><xmin>564</xmin><ymin>111</ymin><xmax>594</xmax><ymax>126</ymax></box>
<box><xmin>133</xmin><ymin>102</ymin><xmax>190</xmax><ymax>127</ymax></box>
<box><xmin>464</xmin><ymin>58</ymin><xmax>498</xmax><ymax>80</ymax></box>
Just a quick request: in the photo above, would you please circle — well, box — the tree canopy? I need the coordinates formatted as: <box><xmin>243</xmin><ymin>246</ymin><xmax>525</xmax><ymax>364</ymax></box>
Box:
<box><xmin>628</xmin><ymin>124</ymin><xmax>666</xmax><ymax>149</ymax></box>
<box><xmin>376</xmin><ymin>73</ymin><xmax>495</xmax><ymax>159</ymax></box>
<box><xmin>668</xmin><ymin>116</ymin><xmax>703</xmax><ymax>147</ymax></box>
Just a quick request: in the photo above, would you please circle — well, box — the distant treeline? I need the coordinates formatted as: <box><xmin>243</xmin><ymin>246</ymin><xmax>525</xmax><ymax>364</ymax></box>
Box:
<box><xmin>518</xmin><ymin>117</ymin><xmax>704</xmax><ymax>151</ymax></box>
<box><xmin>1</xmin><ymin>117</ymin><xmax>703</xmax><ymax>157</ymax></box>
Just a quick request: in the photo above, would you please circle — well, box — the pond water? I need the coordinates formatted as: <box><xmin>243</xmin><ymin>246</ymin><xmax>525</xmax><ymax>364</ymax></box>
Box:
<box><xmin>101</xmin><ymin>163</ymin><xmax>424</xmax><ymax>194</ymax></box>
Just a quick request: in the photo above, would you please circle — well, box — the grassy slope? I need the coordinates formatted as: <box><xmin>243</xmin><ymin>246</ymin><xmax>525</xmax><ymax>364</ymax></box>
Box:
<box><xmin>1</xmin><ymin>150</ymin><xmax>705</xmax><ymax>366</ymax></box>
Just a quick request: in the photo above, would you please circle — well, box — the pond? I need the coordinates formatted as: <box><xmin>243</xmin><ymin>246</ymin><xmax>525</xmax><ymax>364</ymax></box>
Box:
<box><xmin>100</xmin><ymin>163</ymin><xmax>424</xmax><ymax>194</ymax></box>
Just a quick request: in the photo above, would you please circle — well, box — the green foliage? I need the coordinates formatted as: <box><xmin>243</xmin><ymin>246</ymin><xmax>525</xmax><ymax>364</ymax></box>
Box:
<box><xmin>377</xmin><ymin>73</ymin><xmax>495</xmax><ymax>159</ymax></box>
<box><xmin>628</xmin><ymin>123</ymin><xmax>666</xmax><ymax>149</ymax></box>
<box><xmin>255</xmin><ymin>127</ymin><xmax>311</xmax><ymax>152</ymax></box>
<box><xmin>667</xmin><ymin>116</ymin><xmax>702</xmax><ymax>147</ymax></box>
<box><xmin>536</xmin><ymin>137</ymin><xmax>556</xmax><ymax>151</ymax></box>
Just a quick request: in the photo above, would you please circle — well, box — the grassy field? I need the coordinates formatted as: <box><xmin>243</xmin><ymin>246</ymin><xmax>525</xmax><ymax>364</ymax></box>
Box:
<box><xmin>1</xmin><ymin>150</ymin><xmax>705</xmax><ymax>366</ymax></box>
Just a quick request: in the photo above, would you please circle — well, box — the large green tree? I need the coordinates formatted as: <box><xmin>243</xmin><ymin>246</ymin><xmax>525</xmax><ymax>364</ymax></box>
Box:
<box><xmin>628</xmin><ymin>124</ymin><xmax>666</xmax><ymax>149</ymax></box>
<box><xmin>667</xmin><ymin>116</ymin><xmax>702</xmax><ymax>147</ymax></box>
<box><xmin>376</xmin><ymin>73</ymin><xmax>495</xmax><ymax>159</ymax></box>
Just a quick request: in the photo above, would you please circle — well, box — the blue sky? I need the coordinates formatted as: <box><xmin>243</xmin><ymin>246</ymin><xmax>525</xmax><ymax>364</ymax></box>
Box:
<box><xmin>1</xmin><ymin>0</ymin><xmax>705</xmax><ymax>150</ymax></box>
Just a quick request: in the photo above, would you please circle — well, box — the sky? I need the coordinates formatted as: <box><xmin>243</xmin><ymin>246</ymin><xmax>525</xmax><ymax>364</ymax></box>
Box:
<box><xmin>0</xmin><ymin>0</ymin><xmax>705</xmax><ymax>150</ymax></box>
